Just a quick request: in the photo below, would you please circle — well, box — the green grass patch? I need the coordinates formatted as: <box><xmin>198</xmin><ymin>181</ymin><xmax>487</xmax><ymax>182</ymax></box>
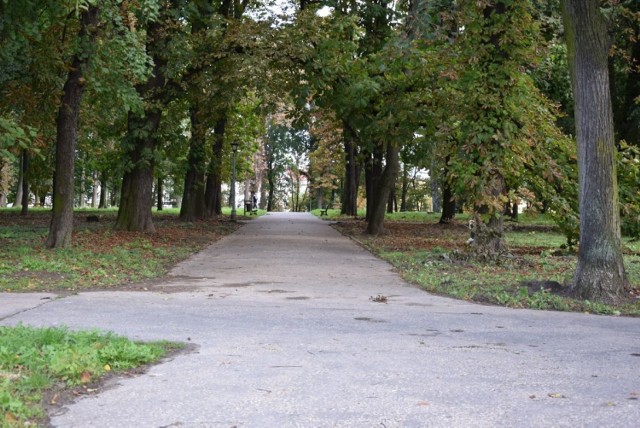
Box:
<box><xmin>0</xmin><ymin>324</ymin><xmax>180</xmax><ymax>426</ymax></box>
<box><xmin>0</xmin><ymin>210</ymin><xmax>240</xmax><ymax>292</ymax></box>
<box><xmin>333</xmin><ymin>216</ymin><xmax>640</xmax><ymax>316</ymax></box>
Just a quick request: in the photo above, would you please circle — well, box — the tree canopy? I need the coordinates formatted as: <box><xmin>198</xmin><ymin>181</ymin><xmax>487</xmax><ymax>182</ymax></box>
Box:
<box><xmin>1</xmin><ymin>0</ymin><xmax>639</xmax><ymax>303</ymax></box>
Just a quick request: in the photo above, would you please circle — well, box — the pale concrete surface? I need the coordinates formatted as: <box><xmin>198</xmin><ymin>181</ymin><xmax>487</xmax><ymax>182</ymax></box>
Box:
<box><xmin>1</xmin><ymin>212</ymin><xmax>639</xmax><ymax>427</ymax></box>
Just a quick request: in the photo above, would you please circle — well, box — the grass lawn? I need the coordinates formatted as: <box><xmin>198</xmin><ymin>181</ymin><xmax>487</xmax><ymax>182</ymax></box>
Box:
<box><xmin>0</xmin><ymin>207</ymin><xmax>240</xmax><ymax>292</ymax></box>
<box><xmin>0</xmin><ymin>207</ymin><xmax>238</xmax><ymax>426</ymax></box>
<box><xmin>326</xmin><ymin>211</ymin><xmax>640</xmax><ymax>316</ymax></box>
<box><xmin>0</xmin><ymin>324</ymin><xmax>181</xmax><ymax>426</ymax></box>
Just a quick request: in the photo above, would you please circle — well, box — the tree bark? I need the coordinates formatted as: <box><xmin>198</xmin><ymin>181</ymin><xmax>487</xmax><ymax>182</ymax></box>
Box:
<box><xmin>439</xmin><ymin>165</ymin><xmax>456</xmax><ymax>224</ymax></box>
<box><xmin>115</xmin><ymin>110</ymin><xmax>160</xmax><ymax>232</ymax></box>
<box><xmin>387</xmin><ymin>188</ymin><xmax>395</xmax><ymax>213</ymax></box>
<box><xmin>400</xmin><ymin>163</ymin><xmax>409</xmax><ymax>211</ymax></box>
<box><xmin>0</xmin><ymin>158</ymin><xmax>8</xmax><ymax>207</ymax></box>
<box><xmin>205</xmin><ymin>115</ymin><xmax>227</xmax><ymax>216</ymax></box>
<box><xmin>341</xmin><ymin>127</ymin><xmax>359</xmax><ymax>216</ymax></box>
<box><xmin>364</xmin><ymin>146</ymin><xmax>383</xmax><ymax>222</ymax></box>
<box><xmin>47</xmin><ymin>6</ymin><xmax>99</xmax><ymax>248</ymax></box>
<box><xmin>14</xmin><ymin>151</ymin><xmax>23</xmax><ymax>207</ymax></box>
<box><xmin>469</xmin><ymin>171</ymin><xmax>507</xmax><ymax>258</ymax></box>
<box><xmin>180</xmin><ymin>104</ymin><xmax>207</xmax><ymax>221</ymax></box>
<box><xmin>157</xmin><ymin>176</ymin><xmax>163</xmax><ymax>211</ymax></box>
<box><xmin>562</xmin><ymin>0</ymin><xmax>627</xmax><ymax>304</ymax></box>
<box><xmin>99</xmin><ymin>175</ymin><xmax>108</xmax><ymax>208</ymax></box>
<box><xmin>366</xmin><ymin>144</ymin><xmax>399</xmax><ymax>235</ymax></box>
<box><xmin>20</xmin><ymin>150</ymin><xmax>29</xmax><ymax>216</ymax></box>
<box><xmin>91</xmin><ymin>171</ymin><xmax>99</xmax><ymax>208</ymax></box>
<box><xmin>115</xmin><ymin>18</ymin><xmax>169</xmax><ymax>232</ymax></box>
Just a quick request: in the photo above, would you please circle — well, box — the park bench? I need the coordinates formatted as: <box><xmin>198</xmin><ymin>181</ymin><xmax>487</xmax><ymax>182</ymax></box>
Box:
<box><xmin>320</xmin><ymin>206</ymin><xmax>330</xmax><ymax>216</ymax></box>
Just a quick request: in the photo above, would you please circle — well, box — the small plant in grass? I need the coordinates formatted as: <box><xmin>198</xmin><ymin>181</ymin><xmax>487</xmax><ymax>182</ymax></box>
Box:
<box><xmin>0</xmin><ymin>324</ymin><xmax>180</xmax><ymax>426</ymax></box>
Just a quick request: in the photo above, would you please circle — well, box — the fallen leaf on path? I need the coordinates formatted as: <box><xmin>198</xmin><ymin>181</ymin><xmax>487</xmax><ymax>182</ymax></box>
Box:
<box><xmin>417</xmin><ymin>401</ymin><xmax>430</xmax><ymax>407</ymax></box>
<box><xmin>548</xmin><ymin>393</ymin><xmax>566</xmax><ymax>399</ymax></box>
<box><xmin>4</xmin><ymin>412</ymin><xmax>17</xmax><ymax>424</ymax></box>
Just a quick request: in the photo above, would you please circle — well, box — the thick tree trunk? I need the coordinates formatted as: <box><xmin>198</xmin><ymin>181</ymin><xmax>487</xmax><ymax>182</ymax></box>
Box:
<box><xmin>205</xmin><ymin>116</ymin><xmax>226</xmax><ymax>217</ymax></box>
<box><xmin>341</xmin><ymin>130</ymin><xmax>359</xmax><ymax>216</ymax></box>
<box><xmin>99</xmin><ymin>175</ymin><xmax>108</xmax><ymax>208</ymax></box>
<box><xmin>365</xmin><ymin>147</ymin><xmax>383</xmax><ymax>222</ymax></box>
<box><xmin>562</xmin><ymin>0</ymin><xmax>627</xmax><ymax>304</ymax></box>
<box><xmin>180</xmin><ymin>105</ymin><xmax>207</xmax><ymax>221</ymax></box>
<box><xmin>469</xmin><ymin>171</ymin><xmax>507</xmax><ymax>257</ymax></box>
<box><xmin>115</xmin><ymin>110</ymin><xmax>160</xmax><ymax>232</ymax></box>
<box><xmin>47</xmin><ymin>6</ymin><xmax>99</xmax><ymax>248</ymax></box>
<box><xmin>115</xmin><ymin>18</ymin><xmax>169</xmax><ymax>232</ymax></box>
<box><xmin>366</xmin><ymin>144</ymin><xmax>399</xmax><ymax>235</ymax></box>
<box><xmin>439</xmin><ymin>174</ymin><xmax>456</xmax><ymax>223</ymax></box>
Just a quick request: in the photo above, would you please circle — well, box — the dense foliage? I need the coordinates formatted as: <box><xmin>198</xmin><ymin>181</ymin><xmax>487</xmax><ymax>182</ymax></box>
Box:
<box><xmin>1</xmin><ymin>0</ymin><xmax>638</xmax><ymax>301</ymax></box>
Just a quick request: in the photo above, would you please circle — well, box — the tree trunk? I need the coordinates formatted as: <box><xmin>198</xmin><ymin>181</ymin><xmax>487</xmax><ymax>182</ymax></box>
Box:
<box><xmin>430</xmin><ymin>162</ymin><xmax>441</xmax><ymax>213</ymax></box>
<box><xmin>266</xmin><ymin>173</ymin><xmax>275</xmax><ymax>211</ymax></box>
<box><xmin>20</xmin><ymin>150</ymin><xmax>29</xmax><ymax>216</ymax></box>
<box><xmin>562</xmin><ymin>0</ymin><xmax>627</xmax><ymax>304</ymax></box>
<box><xmin>0</xmin><ymin>158</ymin><xmax>8</xmax><ymax>207</ymax></box>
<box><xmin>115</xmin><ymin>110</ymin><xmax>159</xmax><ymax>232</ymax></box>
<box><xmin>91</xmin><ymin>171</ymin><xmax>99</xmax><ymax>208</ymax></box>
<box><xmin>400</xmin><ymin>163</ymin><xmax>409</xmax><ymax>211</ymax></box>
<box><xmin>14</xmin><ymin>151</ymin><xmax>23</xmax><ymax>207</ymax></box>
<box><xmin>387</xmin><ymin>188</ymin><xmax>395</xmax><ymax>213</ymax></box>
<box><xmin>205</xmin><ymin>115</ymin><xmax>227</xmax><ymax>216</ymax></box>
<box><xmin>115</xmin><ymin>18</ymin><xmax>169</xmax><ymax>232</ymax></box>
<box><xmin>469</xmin><ymin>171</ymin><xmax>507</xmax><ymax>258</ymax></box>
<box><xmin>365</xmin><ymin>146</ymin><xmax>383</xmax><ymax>222</ymax></box>
<box><xmin>157</xmin><ymin>176</ymin><xmax>163</xmax><ymax>211</ymax></box>
<box><xmin>366</xmin><ymin>144</ymin><xmax>400</xmax><ymax>235</ymax></box>
<box><xmin>439</xmin><ymin>173</ymin><xmax>456</xmax><ymax>223</ymax></box>
<box><xmin>47</xmin><ymin>5</ymin><xmax>99</xmax><ymax>248</ymax></box>
<box><xmin>99</xmin><ymin>175</ymin><xmax>108</xmax><ymax>208</ymax></box>
<box><xmin>79</xmin><ymin>166</ymin><xmax>86</xmax><ymax>208</ymax></box>
<box><xmin>341</xmin><ymin>129</ymin><xmax>359</xmax><ymax>216</ymax></box>
<box><xmin>180</xmin><ymin>105</ymin><xmax>207</xmax><ymax>221</ymax></box>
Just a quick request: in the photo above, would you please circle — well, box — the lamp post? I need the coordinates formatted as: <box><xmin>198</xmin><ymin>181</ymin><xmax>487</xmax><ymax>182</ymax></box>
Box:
<box><xmin>230</xmin><ymin>141</ymin><xmax>239</xmax><ymax>222</ymax></box>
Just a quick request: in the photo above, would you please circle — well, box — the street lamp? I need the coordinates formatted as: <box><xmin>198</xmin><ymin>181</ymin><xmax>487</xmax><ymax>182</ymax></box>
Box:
<box><xmin>230</xmin><ymin>141</ymin><xmax>239</xmax><ymax>222</ymax></box>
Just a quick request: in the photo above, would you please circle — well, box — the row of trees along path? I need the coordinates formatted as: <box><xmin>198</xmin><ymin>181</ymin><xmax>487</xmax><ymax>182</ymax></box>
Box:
<box><xmin>1</xmin><ymin>0</ymin><xmax>637</xmax><ymax>305</ymax></box>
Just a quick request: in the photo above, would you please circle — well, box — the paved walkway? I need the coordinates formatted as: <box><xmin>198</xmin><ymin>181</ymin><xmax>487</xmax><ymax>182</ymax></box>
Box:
<box><xmin>2</xmin><ymin>212</ymin><xmax>639</xmax><ymax>427</ymax></box>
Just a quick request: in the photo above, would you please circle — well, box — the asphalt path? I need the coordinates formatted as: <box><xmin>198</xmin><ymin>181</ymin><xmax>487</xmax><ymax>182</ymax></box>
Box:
<box><xmin>1</xmin><ymin>212</ymin><xmax>639</xmax><ymax>427</ymax></box>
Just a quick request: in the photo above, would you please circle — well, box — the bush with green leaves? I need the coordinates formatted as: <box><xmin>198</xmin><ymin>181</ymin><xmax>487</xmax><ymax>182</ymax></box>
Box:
<box><xmin>618</xmin><ymin>141</ymin><xmax>640</xmax><ymax>239</ymax></box>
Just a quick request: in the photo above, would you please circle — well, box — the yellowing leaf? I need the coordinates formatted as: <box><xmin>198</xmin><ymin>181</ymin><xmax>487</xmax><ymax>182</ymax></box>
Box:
<box><xmin>548</xmin><ymin>393</ymin><xmax>566</xmax><ymax>399</ymax></box>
